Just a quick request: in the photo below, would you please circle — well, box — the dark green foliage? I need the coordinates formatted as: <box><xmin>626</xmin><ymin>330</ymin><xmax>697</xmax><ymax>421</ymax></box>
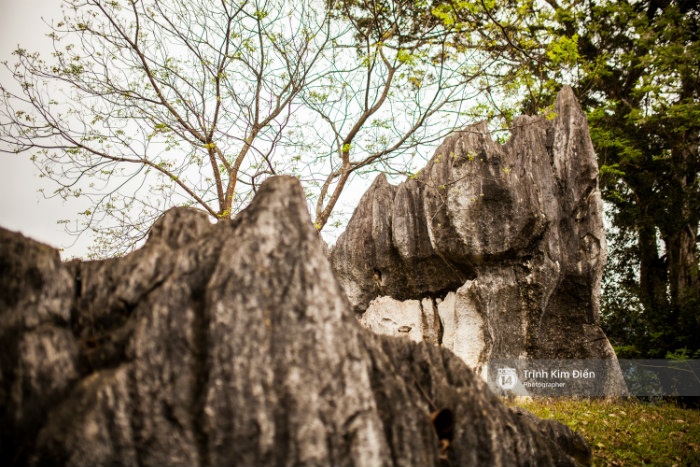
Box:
<box><xmin>328</xmin><ymin>0</ymin><xmax>441</xmax><ymax>44</ymax></box>
<box><xmin>583</xmin><ymin>0</ymin><xmax>700</xmax><ymax>357</ymax></box>
<box><xmin>507</xmin><ymin>0</ymin><xmax>700</xmax><ymax>358</ymax></box>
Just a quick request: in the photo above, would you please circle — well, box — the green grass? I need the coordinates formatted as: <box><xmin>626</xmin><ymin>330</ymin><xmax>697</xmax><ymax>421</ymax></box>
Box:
<box><xmin>506</xmin><ymin>398</ymin><xmax>700</xmax><ymax>466</ymax></box>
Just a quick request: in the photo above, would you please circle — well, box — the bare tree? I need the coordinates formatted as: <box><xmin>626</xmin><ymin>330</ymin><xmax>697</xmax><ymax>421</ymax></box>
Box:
<box><xmin>1</xmin><ymin>0</ymin><xmax>332</xmax><ymax>256</ymax></box>
<box><xmin>297</xmin><ymin>0</ymin><xmax>526</xmax><ymax>229</ymax></box>
<box><xmin>1</xmin><ymin>0</ymin><xmax>534</xmax><ymax>256</ymax></box>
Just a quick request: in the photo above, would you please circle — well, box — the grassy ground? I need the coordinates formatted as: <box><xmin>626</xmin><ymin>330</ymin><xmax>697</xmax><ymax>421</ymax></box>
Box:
<box><xmin>506</xmin><ymin>397</ymin><xmax>700</xmax><ymax>467</ymax></box>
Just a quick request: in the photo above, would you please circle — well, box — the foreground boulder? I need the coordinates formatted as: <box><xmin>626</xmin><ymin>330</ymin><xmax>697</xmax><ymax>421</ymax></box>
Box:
<box><xmin>0</xmin><ymin>176</ymin><xmax>590</xmax><ymax>466</ymax></box>
<box><xmin>331</xmin><ymin>87</ymin><xmax>627</xmax><ymax>396</ymax></box>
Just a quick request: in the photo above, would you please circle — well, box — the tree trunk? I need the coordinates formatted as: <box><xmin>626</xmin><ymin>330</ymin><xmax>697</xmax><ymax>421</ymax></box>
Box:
<box><xmin>637</xmin><ymin>217</ymin><xmax>669</xmax><ymax>319</ymax></box>
<box><xmin>664</xmin><ymin>142</ymin><xmax>700</xmax><ymax>349</ymax></box>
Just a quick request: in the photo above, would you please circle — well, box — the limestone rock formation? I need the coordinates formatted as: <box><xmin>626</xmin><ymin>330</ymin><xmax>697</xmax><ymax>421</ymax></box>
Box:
<box><xmin>330</xmin><ymin>87</ymin><xmax>627</xmax><ymax>396</ymax></box>
<box><xmin>360</xmin><ymin>296</ymin><xmax>442</xmax><ymax>345</ymax></box>
<box><xmin>0</xmin><ymin>176</ymin><xmax>590</xmax><ymax>466</ymax></box>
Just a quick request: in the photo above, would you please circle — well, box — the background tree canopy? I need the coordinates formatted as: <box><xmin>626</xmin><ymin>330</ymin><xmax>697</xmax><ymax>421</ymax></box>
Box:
<box><xmin>1</xmin><ymin>0</ymin><xmax>698</xmax><ymax>358</ymax></box>
<box><xmin>522</xmin><ymin>0</ymin><xmax>700</xmax><ymax>358</ymax></box>
<box><xmin>580</xmin><ymin>0</ymin><xmax>699</xmax><ymax>359</ymax></box>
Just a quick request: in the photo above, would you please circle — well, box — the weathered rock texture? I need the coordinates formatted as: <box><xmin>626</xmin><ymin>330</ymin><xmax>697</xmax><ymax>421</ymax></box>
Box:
<box><xmin>330</xmin><ymin>87</ymin><xmax>627</xmax><ymax>395</ymax></box>
<box><xmin>0</xmin><ymin>176</ymin><xmax>590</xmax><ymax>466</ymax></box>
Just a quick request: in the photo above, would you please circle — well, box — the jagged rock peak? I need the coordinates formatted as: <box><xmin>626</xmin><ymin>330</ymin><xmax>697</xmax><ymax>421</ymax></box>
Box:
<box><xmin>330</xmin><ymin>86</ymin><xmax>627</xmax><ymax>396</ymax></box>
<box><xmin>0</xmin><ymin>175</ymin><xmax>591</xmax><ymax>466</ymax></box>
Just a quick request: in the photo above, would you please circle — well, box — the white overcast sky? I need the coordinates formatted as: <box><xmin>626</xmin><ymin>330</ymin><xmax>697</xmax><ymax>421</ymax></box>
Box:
<box><xmin>0</xmin><ymin>0</ymin><xmax>90</xmax><ymax>257</ymax></box>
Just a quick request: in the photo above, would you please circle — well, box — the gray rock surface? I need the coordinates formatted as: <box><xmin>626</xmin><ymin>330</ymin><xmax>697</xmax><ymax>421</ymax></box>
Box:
<box><xmin>360</xmin><ymin>296</ymin><xmax>442</xmax><ymax>345</ymax></box>
<box><xmin>0</xmin><ymin>176</ymin><xmax>590</xmax><ymax>466</ymax></box>
<box><xmin>330</xmin><ymin>87</ymin><xmax>627</xmax><ymax>396</ymax></box>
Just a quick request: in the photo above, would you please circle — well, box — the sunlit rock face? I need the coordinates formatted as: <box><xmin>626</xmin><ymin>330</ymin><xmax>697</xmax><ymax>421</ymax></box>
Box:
<box><xmin>1</xmin><ymin>176</ymin><xmax>591</xmax><ymax>466</ymax></box>
<box><xmin>331</xmin><ymin>86</ymin><xmax>627</xmax><ymax>396</ymax></box>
